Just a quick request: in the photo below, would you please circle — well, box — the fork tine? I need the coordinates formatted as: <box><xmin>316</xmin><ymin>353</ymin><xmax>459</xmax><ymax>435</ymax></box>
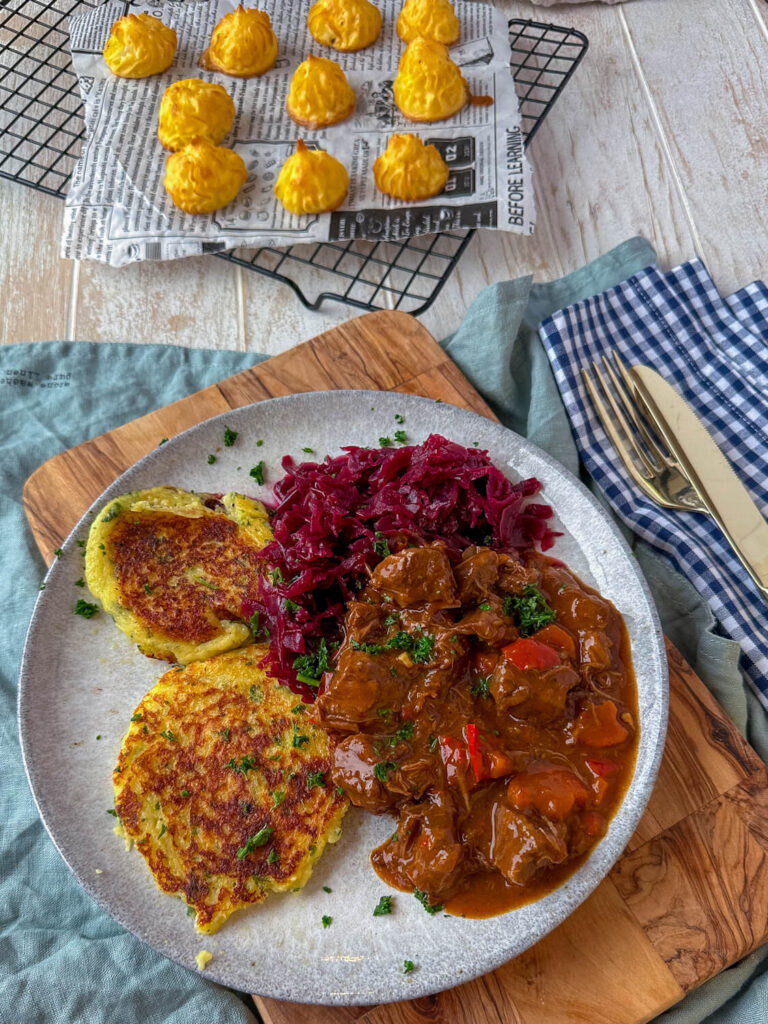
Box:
<box><xmin>589</xmin><ymin>361</ymin><xmax>658</xmax><ymax>476</ymax></box>
<box><xmin>580</xmin><ymin>366</ymin><xmax>655</xmax><ymax>494</ymax></box>
<box><xmin>581</xmin><ymin>366</ymin><xmax>685</xmax><ymax>509</ymax></box>
<box><xmin>608</xmin><ymin>351</ymin><xmax>672</xmax><ymax>465</ymax></box>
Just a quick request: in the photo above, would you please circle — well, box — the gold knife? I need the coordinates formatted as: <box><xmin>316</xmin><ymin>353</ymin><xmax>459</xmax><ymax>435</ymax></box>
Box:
<box><xmin>629</xmin><ymin>364</ymin><xmax>768</xmax><ymax>600</ymax></box>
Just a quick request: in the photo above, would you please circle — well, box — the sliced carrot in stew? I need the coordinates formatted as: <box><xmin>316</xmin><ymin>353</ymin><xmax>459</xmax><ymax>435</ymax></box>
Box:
<box><xmin>507</xmin><ymin>768</ymin><xmax>589</xmax><ymax>820</ymax></box>
<box><xmin>533</xmin><ymin>623</ymin><xmax>577</xmax><ymax>660</ymax></box>
<box><xmin>575</xmin><ymin>700</ymin><xmax>630</xmax><ymax>747</ymax></box>
<box><xmin>501</xmin><ymin>637</ymin><xmax>560</xmax><ymax>671</ymax></box>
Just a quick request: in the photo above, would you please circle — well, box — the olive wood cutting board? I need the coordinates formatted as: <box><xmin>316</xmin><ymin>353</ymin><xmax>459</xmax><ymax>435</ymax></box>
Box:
<box><xmin>23</xmin><ymin>310</ymin><xmax>768</xmax><ymax>1024</ymax></box>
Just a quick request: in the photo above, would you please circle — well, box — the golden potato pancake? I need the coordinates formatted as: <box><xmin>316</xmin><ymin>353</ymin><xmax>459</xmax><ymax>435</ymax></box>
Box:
<box><xmin>113</xmin><ymin>646</ymin><xmax>348</xmax><ymax>933</ymax></box>
<box><xmin>86</xmin><ymin>487</ymin><xmax>272</xmax><ymax>664</ymax></box>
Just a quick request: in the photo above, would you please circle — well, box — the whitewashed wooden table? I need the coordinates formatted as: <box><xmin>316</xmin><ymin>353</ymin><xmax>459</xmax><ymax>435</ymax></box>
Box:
<box><xmin>2</xmin><ymin>0</ymin><xmax>767</xmax><ymax>355</ymax></box>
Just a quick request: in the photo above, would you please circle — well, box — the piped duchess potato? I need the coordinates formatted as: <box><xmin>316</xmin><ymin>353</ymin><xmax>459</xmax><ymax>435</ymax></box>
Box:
<box><xmin>113</xmin><ymin>646</ymin><xmax>348</xmax><ymax>933</ymax></box>
<box><xmin>86</xmin><ymin>486</ymin><xmax>272</xmax><ymax>664</ymax></box>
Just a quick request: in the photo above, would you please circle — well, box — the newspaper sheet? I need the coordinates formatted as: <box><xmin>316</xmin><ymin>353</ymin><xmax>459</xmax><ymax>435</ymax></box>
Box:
<box><xmin>64</xmin><ymin>0</ymin><xmax>535</xmax><ymax>266</ymax></box>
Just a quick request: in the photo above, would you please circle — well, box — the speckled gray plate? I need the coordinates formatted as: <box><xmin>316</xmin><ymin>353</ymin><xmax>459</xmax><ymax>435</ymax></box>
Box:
<box><xmin>19</xmin><ymin>391</ymin><xmax>668</xmax><ymax>1004</ymax></box>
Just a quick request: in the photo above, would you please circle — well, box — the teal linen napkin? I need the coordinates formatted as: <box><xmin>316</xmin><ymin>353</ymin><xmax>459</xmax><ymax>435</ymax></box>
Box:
<box><xmin>2</xmin><ymin>237</ymin><xmax>766</xmax><ymax>1022</ymax></box>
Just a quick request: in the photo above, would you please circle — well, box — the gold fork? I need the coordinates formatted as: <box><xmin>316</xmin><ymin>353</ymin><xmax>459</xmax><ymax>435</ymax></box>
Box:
<box><xmin>581</xmin><ymin>351</ymin><xmax>705</xmax><ymax>513</ymax></box>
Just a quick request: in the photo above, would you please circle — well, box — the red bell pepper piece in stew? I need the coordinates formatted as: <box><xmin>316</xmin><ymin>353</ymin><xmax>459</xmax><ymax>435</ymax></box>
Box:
<box><xmin>501</xmin><ymin>636</ymin><xmax>561</xmax><ymax>671</ymax></box>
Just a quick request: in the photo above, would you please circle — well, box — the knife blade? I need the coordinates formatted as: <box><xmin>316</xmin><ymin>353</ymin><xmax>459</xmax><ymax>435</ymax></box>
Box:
<box><xmin>629</xmin><ymin>364</ymin><xmax>768</xmax><ymax>600</ymax></box>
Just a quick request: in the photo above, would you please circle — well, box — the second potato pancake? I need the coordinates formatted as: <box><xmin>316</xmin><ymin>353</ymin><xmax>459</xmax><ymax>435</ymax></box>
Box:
<box><xmin>113</xmin><ymin>645</ymin><xmax>348</xmax><ymax>933</ymax></box>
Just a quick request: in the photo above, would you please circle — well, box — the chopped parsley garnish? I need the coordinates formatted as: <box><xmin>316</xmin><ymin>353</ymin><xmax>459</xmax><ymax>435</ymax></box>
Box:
<box><xmin>307</xmin><ymin>771</ymin><xmax>326</xmax><ymax>790</ymax></box>
<box><xmin>284</xmin><ymin>598</ymin><xmax>299</xmax><ymax>615</ymax></box>
<box><xmin>227</xmin><ymin>755</ymin><xmax>258</xmax><ymax>776</ymax></box>
<box><xmin>379</xmin><ymin>436</ymin><xmax>392</xmax><ymax>447</ymax></box>
<box><xmin>352</xmin><ymin>628</ymin><xmax>435</xmax><ymax>664</ymax></box>
<box><xmin>76</xmin><ymin>539</ymin><xmax>86</xmax><ymax>548</ymax></box>
<box><xmin>223</xmin><ymin>426</ymin><xmax>238</xmax><ymax>447</ymax></box>
<box><xmin>220</xmin><ymin>728</ymin><xmax>230</xmax><ymax>741</ymax></box>
<box><xmin>53</xmin><ymin>548</ymin><xmax>62</xmax><ymax>557</ymax></box>
<box><xmin>376</xmin><ymin>707</ymin><xmax>393</xmax><ymax>724</ymax></box>
<box><xmin>388</xmin><ymin>721</ymin><xmax>414</xmax><ymax>746</ymax></box>
<box><xmin>403</xmin><ymin>960</ymin><xmax>415</xmax><ymax>975</ymax></box>
<box><xmin>478</xmin><ymin>602</ymin><xmax>492</xmax><ymax>611</ymax></box>
<box><xmin>321</xmin><ymin>915</ymin><xmax>332</xmax><ymax>928</ymax></box>
<box><xmin>249</xmin><ymin>684</ymin><xmax>262</xmax><ymax>703</ymax></box>
<box><xmin>373</xmin><ymin>895</ymin><xmax>393</xmax><ymax>916</ymax></box>
<box><xmin>385</xmin><ymin>628</ymin><xmax>435</xmax><ymax>664</ymax></box>
<box><xmin>413</xmin><ymin>889</ymin><xmax>443</xmax><ymax>915</ymax></box>
<box><xmin>273</xmin><ymin>790</ymin><xmax>285</xmax><ymax>807</ymax></box>
<box><xmin>267</xmin><ymin>849</ymin><xmax>279</xmax><ymax>865</ymax></box>
<box><xmin>160</xmin><ymin>729</ymin><xmax>177</xmax><ymax>742</ymax></box>
<box><xmin>393</xmin><ymin>430</ymin><xmax>407</xmax><ymax>444</ymax></box>
<box><xmin>250</xmin><ymin>462</ymin><xmax>264</xmax><ymax>485</ymax></box>
<box><xmin>428</xmin><ymin>735</ymin><xmax>439</xmax><ymax>752</ymax></box>
<box><xmin>158</xmin><ymin>438</ymin><xmax>168</xmax><ymax>445</ymax></box>
<box><xmin>130</xmin><ymin>713</ymin><xmax>143</xmax><ymax>722</ymax></box>
<box><xmin>143</xmin><ymin>583</ymin><xmax>153</xmax><ymax>594</ymax></box>
<box><xmin>373</xmin><ymin>532</ymin><xmax>390</xmax><ymax>558</ymax></box>
<box><xmin>302</xmin><ymin>447</ymin><xmax>314</xmax><ymax>454</ymax></box>
<box><xmin>335</xmin><ymin>785</ymin><xmax>345</xmax><ymax>796</ymax></box>
<box><xmin>373</xmin><ymin>761</ymin><xmax>398</xmax><ymax>783</ymax></box>
<box><xmin>207</xmin><ymin>454</ymin><xmax>216</xmax><ymax>464</ymax></box>
<box><xmin>106</xmin><ymin>808</ymin><xmax>117</xmax><ymax>817</ymax></box>
<box><xmin>351</xmin><ymin>639</ymin><xmax>384</xmax><ymax>655</ymax></box>
<box><xmin>158</xmin><ymin>823</ymin><xmax>167</xmax><ymax>838</ymax></box>
<box><xmin>74</xmin><ymin>599</ymin><xmax>99</xmax><ymax>619</ymax></box>
<box><xmin>394</xmin><ymin>414</ymin><xmax>405</xmax><ymax>424</ymax></box>
<box><xmin>469</xmin><ymin>676</ymin><xmax>491</xmax><ymax>699</ymax></box>
<box><xmin>256</xmin><ymin>439</ymin><xmax>264</xmax><ymax>447</ymax></box>
<box><xmin>271</xmin><ymin>567</ymin><xmax>283</xmax><ymax>584</ymax></box>
<box><xmin>503</xmin><ymin>584</ymin><xmax>556</xmax><ymax>636</ymax></box>
<box><xmin>323</xmin><ymin>886</ymin><xmax>332</xmax><ymax>893</ymax></box>
<box><xmin>236</xmin><ymin>826</ymin><xmax>274</xmax><ymax>859</ymax></box>
<box><xmin>384</xmin><ymin>613</ymin><xmax>400</xmax><ymax>627</ymax></box>
<box><xmin>292</xmin><ymin>638</ymin><xmax>331</xmax><ymax>686</ymax></box>
<box><xmin>292</xmin><ymin>732</ymin><xmax>309</xmax><ymax>749</ymax></box>
<box><xmin>180</xmin><ymin>789</ymin><xmax>190</xmax><ymax>798</ymax></box>
<box><xmin>197</xmin><ymin>577</ymin><xmax>218</xmax><ymax>590</ymax></box>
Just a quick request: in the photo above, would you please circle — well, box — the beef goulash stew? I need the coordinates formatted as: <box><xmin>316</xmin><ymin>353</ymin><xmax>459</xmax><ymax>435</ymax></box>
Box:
<box><xmin>315</xmin><ymin>543</ymin><xmax>638</xmax><ymax>916</ymax></box>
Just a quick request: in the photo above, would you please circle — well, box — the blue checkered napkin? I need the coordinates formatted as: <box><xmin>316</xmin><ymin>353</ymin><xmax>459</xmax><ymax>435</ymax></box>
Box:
<box><xmin>538</xmin><ymin>260</ymin><xmax>768</xmax><ymax>708</ymax></box>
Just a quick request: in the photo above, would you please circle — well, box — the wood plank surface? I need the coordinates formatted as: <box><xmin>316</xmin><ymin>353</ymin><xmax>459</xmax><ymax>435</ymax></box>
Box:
<box><xmin>23</xmin><ymin>310</ymin><xmax>768</xmax><ymax>1024</ymax></box>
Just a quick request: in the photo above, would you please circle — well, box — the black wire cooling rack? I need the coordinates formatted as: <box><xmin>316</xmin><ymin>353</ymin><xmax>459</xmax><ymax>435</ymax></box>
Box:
<box><xmin>0</xmin><ymin>2</ymin><xmax>587</xmax><ymax>315</ymax></box>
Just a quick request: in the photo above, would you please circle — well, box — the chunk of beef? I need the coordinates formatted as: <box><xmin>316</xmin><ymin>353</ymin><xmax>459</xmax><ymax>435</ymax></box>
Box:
<box><xmin>454</xmin><ymin>547</ymin><xmax>500</xmax><ymax>603</ymax></box>
<box><xmin>490</xmin><ymin>657</ymin><xmax>580</xmax><ymax>723</ymax></box>
<box><xmin>331</xmin><ymin>734</ymin><xmax>399</xmax><ymax>814</ymax></box>
<box><xmin>381</xmin><ymin>794</ymin><xmax>466</xmax><ymax>901</ymax></box>
<box><xmin>454</xmin><ymin>606</ymin><xmax>517</xmax><ymax>646</ymax></box>
<box><xmin>387</xmin><ymin>756</ymin><xmax>437</xmax><ymax>801</ymax></box>
<box><xmin>497</xmin><ymin>557</ymin><xmax>540</xmax><ymax>595</ymax></box>
<box><xmin>315</xmin><ymin>647</ymin><xmax>407</xmax><ymax>732</ymax></box>
<box><xmin>344</xmin><ymin>600</ymin><xmax>384</xmax><ymax>644</ymax></box>
<box><xmin>489</xmin><ymin>803</ymin><xmax>568</xmax><ymax>886</ymax></box>
<box><xmin>370</xmin><ymin>546</ymin><xmax>458</xmax><ymax>609</ymax></box>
